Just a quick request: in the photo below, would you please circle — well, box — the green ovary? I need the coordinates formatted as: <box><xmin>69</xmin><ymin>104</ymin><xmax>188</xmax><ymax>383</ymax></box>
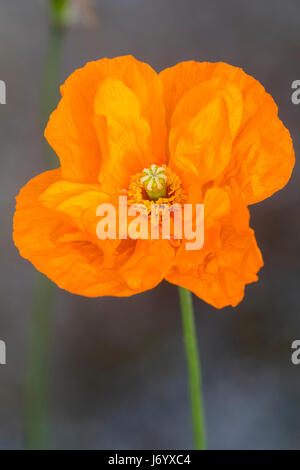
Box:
<box><xmin>140</xmin><ymin>164</ymin><xmax>167</xmax><ymax>200</ymax></box>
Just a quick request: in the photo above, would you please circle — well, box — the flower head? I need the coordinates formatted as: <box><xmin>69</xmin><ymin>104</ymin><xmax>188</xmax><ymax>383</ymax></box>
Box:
<box><xmin>13</xmin><ymin>56</ymin><xmax>295</xmax><ymax>308</ymax></box>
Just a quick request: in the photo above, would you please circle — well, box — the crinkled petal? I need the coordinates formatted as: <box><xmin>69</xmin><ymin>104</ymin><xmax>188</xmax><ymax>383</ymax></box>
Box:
<box><xmin>39</xmin><ymin>179</ymin><xmax>108</xmax><ymax>238</ymax></box>
<box><xmin>94</xmin><ymin>78</ymin><xmax>157</xmax><ymax>192</ymax></box>
<box><xmin>13</xmin><ymin>171</ymin><xmax>176</xmax><ymax>297</ymax></box>
<box><xmin>44</xmin><ymin>65</ymin><xmax>102</xmax><ymax>182</ymax></box>
<box><xmin>166</xmin><ymin>189</ymin><xmax>263</xmax><ymax>308</ymax></box>
<box><xmin>37</xmin><ymin>179</ymin><xmax>133</xmax><ymax>272</ymax></box>
<box><xmin>160</xmin><ymin>60</ymin><xmax>295</xmax><ymax>204</ymax></box>
<box><xmin>45</xmin><ymin>55</ymin><xmax>166</xmax><ymax>184</ymax></box>
<box><xmin>169</xmin><ymin>92</ymin><xmax>238</xmax><ymax>188</ymax></box>
<box><xmin>120</xmin><ymin>239</ymin><xmax>175</xmax><ymax>293</ymax></box>
<box><xmin>230</xmin><ymin>92</ymin><xmax>295</xmax><ymax>204</ymax></box>
<box><xmin>13</xmin><ymin>170</ymin><xmax>135</xmax><ymax>297</ymax></box>
<box><xmin>166</xmin><ymin>75</ymin><xmax>243</xmax><ymax>189</ymax></box>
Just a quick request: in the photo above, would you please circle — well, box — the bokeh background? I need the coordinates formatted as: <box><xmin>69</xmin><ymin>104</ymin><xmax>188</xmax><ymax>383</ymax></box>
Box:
<box><xmin>1</xmin><ymin>0</ymin><xmax>300</xmax><ymax>450</ymax></box>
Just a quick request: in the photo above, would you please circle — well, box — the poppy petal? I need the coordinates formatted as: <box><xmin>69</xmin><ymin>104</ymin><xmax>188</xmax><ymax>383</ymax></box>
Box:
<box><xmin>166</xmin><ymin>189</ymin><xmax>263</xmax><ymax>308</ymax></box>
<box><xmin>45</xmin><ymin>55</ymin><xmax>166</xmax><ymax>184</ymax></box>
<box><xmin>120</xmin><ymin>239</ymin><xmax>175</xmax><ymax>292</ymax></box>
<box><xmin>168</xmin><ymin>77</ymin><xmax>243</xmax><ymax>188</ymax></box>
<box><xmin>160</xmin><ymin>60</ymin><xmax>295</xmax><ymax>204</ymax></box>
<box><xmin>13</xmin><ymin>170</ymin><xmax>134</xmax><ymax>297</ymax></box>
<box><xmin>94</xmin><ymin>77</ymin><xmax>156</xmax><ymax>192</ymax></box>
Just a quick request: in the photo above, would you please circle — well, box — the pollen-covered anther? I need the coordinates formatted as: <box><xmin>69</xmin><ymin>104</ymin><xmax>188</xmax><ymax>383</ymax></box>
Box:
<box><xmin>140</xmin><ymin>164</ymin><xmax>167</xmax><ymax>200</ymax></box>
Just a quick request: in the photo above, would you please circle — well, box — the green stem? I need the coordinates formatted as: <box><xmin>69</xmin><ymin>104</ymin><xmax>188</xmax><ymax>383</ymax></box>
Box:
<box><xmin>49</xmin><ymin>0</ymin><xmax>69</xmax><ymax>29</ymax></box>
<box><xmin>41</xmin><ymin>20</ymin><xmax>66</xmax><ymax>166</ymax></box>
<box><xmin>25</xmin><ymin>1</ymin><xmax>68</xmax><ymax>450</ymax></box>
<box><xmin>25</xmin><ymin>275</ymin><xmax>54</xmax><ymax>449</ymax></box>
<box><xmin>178</xmin><ymin>287</ymin><xmax>207</xmax><ymax>450</ymax></box>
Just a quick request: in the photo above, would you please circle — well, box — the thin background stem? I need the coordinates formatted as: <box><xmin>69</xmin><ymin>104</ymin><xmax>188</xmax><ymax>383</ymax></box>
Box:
<box><xmin>25</xmin><ymin>0</ymin><xmax>68</xmax><ymax>450</ymax></box>
<box><xmin>25</xmin><ymin>275</ymin><xmax>54</xmax><ymax>449</ymax></box>
<box><xmin>178</xmin><ymin>286</ymin><xmax>207</xmax><ymax>450</ymax></box>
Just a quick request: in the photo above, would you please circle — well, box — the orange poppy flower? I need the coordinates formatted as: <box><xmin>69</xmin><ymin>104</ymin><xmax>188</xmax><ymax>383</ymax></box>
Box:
<box><xmin>13</xmin><ymin>56</ymin><xmax>295</xmax><ymax>308</ymax></box>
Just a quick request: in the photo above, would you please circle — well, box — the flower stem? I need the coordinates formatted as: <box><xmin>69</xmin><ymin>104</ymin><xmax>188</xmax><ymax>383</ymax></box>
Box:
<box><xmin>25</xmin><ymin>275</ymin><xmax>54</xmax><ymax>449</ymax></box>
<box><xmin>49</xmin><ymin>0</ymin><xmax>69</xmax><ymax>29</ymax></box>
<box><xmin>178</xmin><ymin>287</ymin><xmax>207</xmax><ymax>450</ymax></box>
<box><xmin>42</xmin><ymin>4</ymin><xmax>67</xmax><ymax>165</ymax></box>
<box><xmin>25</xmin><ymin>1</ymin><xmax>68</xmax><ymax>450</ymax></box>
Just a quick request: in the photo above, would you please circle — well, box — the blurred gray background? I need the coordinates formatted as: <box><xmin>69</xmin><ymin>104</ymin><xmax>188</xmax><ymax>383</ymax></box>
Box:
<box><xmin>1</xmin><ymin>0</ymin><xmax>300</xmax><ymax>449</ymax></box>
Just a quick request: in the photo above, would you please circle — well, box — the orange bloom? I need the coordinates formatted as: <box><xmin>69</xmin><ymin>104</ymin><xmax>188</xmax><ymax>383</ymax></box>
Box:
<box><xmin>13</xmin><ymin>56</ymin><xmax>295</xmax><ymax>308</ymax></box>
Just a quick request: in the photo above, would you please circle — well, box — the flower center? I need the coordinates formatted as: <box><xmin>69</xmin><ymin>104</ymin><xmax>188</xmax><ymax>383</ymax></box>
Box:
<box><xmin>140</xmin><ymin>164</ymin><xmax>167</xmax><ymax>200</ymax></box>
<box><xmin>127</xmin><ymin>164</ymin><xmax>187</xmax><ymax>213</ymax></box>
